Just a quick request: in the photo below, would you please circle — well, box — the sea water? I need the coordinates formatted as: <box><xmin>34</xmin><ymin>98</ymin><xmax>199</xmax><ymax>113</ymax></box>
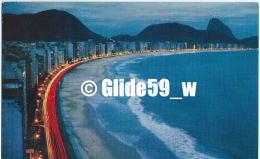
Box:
<box><xmin>60</xmin><ymin>50</ymin><xmax>258</xmax><ymax>159</ymax></box>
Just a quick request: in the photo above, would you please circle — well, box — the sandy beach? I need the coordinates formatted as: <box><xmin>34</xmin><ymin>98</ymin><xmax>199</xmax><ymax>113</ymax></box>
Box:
<box><xmin>57</xmin><ymin>55</ymin><xmax>141</xmax><ymax>159</ymax></box>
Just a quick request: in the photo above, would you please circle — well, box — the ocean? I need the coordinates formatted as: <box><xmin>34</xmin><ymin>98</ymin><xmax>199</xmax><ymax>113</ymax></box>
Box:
<box><xmin>58</xmin><ymin>50</ymin><xmax>258</xmax><ymax>159</ymax></box>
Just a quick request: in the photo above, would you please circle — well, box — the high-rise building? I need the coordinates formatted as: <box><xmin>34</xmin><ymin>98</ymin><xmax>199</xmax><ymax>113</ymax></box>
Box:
<box><xmin>65</xmin><ymin>42</ymin><xmax>73</xmax><ymax>60</ymax></box>
<box><xmin>77</xmin><ymin>42</ymin><xmax>86</xmax><ymax>58</ymax></box>
<box><xmin>129</xmin><ymin>42</ymin><xmax>136</xmax><ymax>52</ymax></box>
<box><xmin>57</xmin><ymin>48</ymin><xmax>65</xmax><ymax>65</ymax></box>
<box><xmin>87</xmin><ymin>39</ymin><xmax>96</xmax><ymax>57</ymax></box>
<box><xmin>98</xmin><ymin>43</ymin><xmax>106</xmax><ymax>55</ymax></box>
<box><xmin>28</xmin><ymin>46</ymin><xmax>47</xmax><ymax>86</ymax></box>
<box><xmin>106</xmin><ymin>42</ymin><xmax>114</xmax><ymax>55</ymax></box>
<box><xmin>46</xmin><ymin>48</ymin><xmax>52</xmax><ymax>73</ymax></box>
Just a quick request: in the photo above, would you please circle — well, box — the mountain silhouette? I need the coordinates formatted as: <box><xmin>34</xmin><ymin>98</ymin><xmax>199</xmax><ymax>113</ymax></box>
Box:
<box><xmin>239</xmin><ymin>36</ymin><xmax>258</xmax><ymax>48</ymax></box>
<box><xmin>3</xmin><ymin>10</ymin><xmax>257</xmax><ymax>48</ymax></box>
<box><xmin>111</xmin><ymin>34</ymin><xmax>134</xmax><ymax>41</ymax></box>
<box><xmin>207</xmin><ymin>18</ymin><xmax>235</xmax><ymax>39</ymax></box>
<box><xmin>3</xmin><ymin>9</ymin><xmax>102</xmax><ymax>41</ymax></box>
<box><xmin>113</xmin><ymin>22</ymin><xmax>237</xmax><ymax>43</ymax></box>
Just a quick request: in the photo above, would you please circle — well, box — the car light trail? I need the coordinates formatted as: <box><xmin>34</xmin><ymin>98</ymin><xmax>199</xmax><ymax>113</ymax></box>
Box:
<box><xmin>42</xmin><ymin>61</ymin><xmax>85</xmax><ymax>159</ymax></box>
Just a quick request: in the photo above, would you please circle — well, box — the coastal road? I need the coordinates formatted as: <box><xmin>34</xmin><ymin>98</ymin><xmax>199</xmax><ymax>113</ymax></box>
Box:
<box><xmin>42</xmin><ymin>61</ymin><xmax>85</xmax><ymax>159</ymax></box>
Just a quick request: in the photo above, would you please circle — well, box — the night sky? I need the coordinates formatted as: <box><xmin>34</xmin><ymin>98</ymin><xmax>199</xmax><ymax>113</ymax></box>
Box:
<box><xmin>2</xmin><ymin>2</ymin><xmax>259</xmax><ymax>39</ymax></box>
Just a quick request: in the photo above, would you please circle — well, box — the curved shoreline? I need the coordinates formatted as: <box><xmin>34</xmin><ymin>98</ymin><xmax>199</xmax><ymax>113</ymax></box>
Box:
<box><xmin>43</xmin><ymin>49</ymin><xmax>254</xmax><ymax>159</ymax></box>
<box><xmin>57</xmin><ymin>55</ymin><xmax>142</xmax><ymax>159</ymax></box>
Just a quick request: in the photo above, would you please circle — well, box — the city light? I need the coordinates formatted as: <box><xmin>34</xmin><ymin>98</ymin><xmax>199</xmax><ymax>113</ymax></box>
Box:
<box><xmin>34</xmin><ymin>118</ymin><xmax>39</xmax><ymax>123</ymax></box>
<box><xmin>37</xmin><ymin>87</ymin><xmax>43</xmax><ymax>91</ymax></box>
<box><xmin>22</xmin><ymin>70</ymin><xmax>26</xmax><ymax>77</ymax></box>
<box><xmin>34</xmin><ymin>133</ymin><xmax>40</xmax><ymax>139</ymax></box>
<box><xmin>17</xmin><ymin>39</ymin><xmax>252</xmax><ymax>159</ymax></box>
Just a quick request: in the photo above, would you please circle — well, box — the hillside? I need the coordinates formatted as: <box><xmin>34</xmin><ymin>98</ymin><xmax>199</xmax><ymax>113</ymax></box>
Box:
<box><xmin>3</xmin><ymin>9</ymin><xmax>102</xmax><ymax>41</ymax></box>
<box><xmin>113</xmin><ymin>21</ymin><xmax>237</xmax><ymax>43</ymax></box>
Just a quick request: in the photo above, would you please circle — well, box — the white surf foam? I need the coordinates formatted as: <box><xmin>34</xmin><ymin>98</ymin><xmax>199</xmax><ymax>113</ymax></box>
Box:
<box><xmin>115</xmin><ymin>59</ymin><xmax>139</xmax><ymax>72</ymax></box>
<box><xmin>128</xmin><ymin>73</ymin><xmax>216</xmax><ymax>159</ymax></box>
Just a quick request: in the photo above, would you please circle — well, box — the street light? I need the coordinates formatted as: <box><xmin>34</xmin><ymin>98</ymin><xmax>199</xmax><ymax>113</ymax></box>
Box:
<box><xmin>34</xmin><ymin>133</ymin><xmax>40</xmax><ymax>140</ymax></box>
<box><xmin>34</xmin><ymin>118</ymin><xmax>39</xmax><ymax>123</ymax></box>
<box><xmin>37</xmin><ymin>92</ymin><xmax>41</xmax><ymax>97</ymax></box>
<box><xmin>37</xmin><ymin>87</ymin><xmax>43</xmax><ymax>91</ymax></box>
